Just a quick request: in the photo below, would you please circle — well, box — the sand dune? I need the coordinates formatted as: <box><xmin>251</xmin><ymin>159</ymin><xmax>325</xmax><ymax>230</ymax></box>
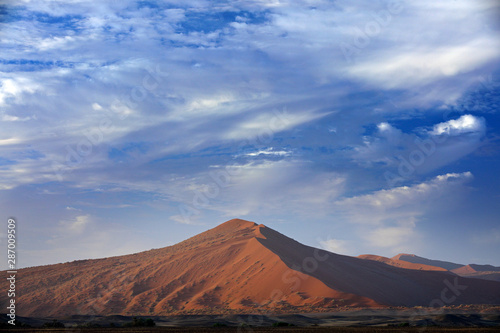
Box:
<box><xmin>453</xmin><ymin>264</ymin><xmax>500</xmax><ymax>274</ymax></box>
<box><xmin>451</xmin><ymin>264</ymin><xmax>500</xmax><ymax>282</ymax></box>
<box><xmin>393</xmin><ymin>254</ymin><xmax>500</xmax><ymax>282</ymax></box>
<box><xmin>392</xmin><ymin>253</ymin><xmax>463</xmax><ymax>271</ymax></box>
<box><xmin>357</xmin><ymin>254</ymin><xmax>447</xmax><ymax>271</ymax></box>
<box><xmin>2</xmin><ymin>219</ymin><xmax>499</xmax><ymax>318</ymax></box>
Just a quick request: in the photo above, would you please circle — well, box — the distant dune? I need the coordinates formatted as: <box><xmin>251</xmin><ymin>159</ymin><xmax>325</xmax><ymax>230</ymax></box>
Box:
<box><xmin>2</xmin><ymin>219</ymin><xmax>500</xmax><ymax>317</ymax></box>
<box><xmin>391</xmin><ymin>253</ymin><xmax>464</xmax><ymax>271</ymax></box>
<box><xmin>451</xmin><ymin>264</ymin><xmax>500</xmax><ymax>282</ymax></box>
<box><xmin>390</xmin><ymin>254</ymin><xmax>500</xmax><ymax>282</ymax></box>
<box><xmin>453</xmin><ymin>264</ymin><xmax>500</xmax><ymax>274</ymax></box>
<box><xmin>357</xmin><ymin>254</ymin><xmax>447</xmax><ymax>271</ymax></box>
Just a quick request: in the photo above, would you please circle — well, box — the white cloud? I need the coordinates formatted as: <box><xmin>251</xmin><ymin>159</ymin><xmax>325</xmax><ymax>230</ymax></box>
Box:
<box><xmin>348</xmin><ymin>37</ymin><xmax>500</xmax><ymax>89</ymax></box>
<box><xmin>243</xmin><ymin>147</ymin><xmax>291</xmax><ymax>157</ymax></box>
<box><xmin>431</xmin><ymin>114</ymin><xmax>486</xmax><ymax>136</ymax></box>
<box><xmin>0</xmin><ymin>77</ymin><xmax>43</xmax><ymax>106</ymax></box>
<box><xmin>367</xmin><ymin>225</ymin><xmax>416</xmax><ymax>248</ymax></box>
<box><xmin>335</xmin><ymin>172</ymin><xmax>473</xmax><ymax>220</ymax></box>
<box><xmin>0</xmin><ymin>137</ymin><xmax>23</xmax><ymax>146</ymax></box>
<box><xmin>377</xmin><ymin>122</ymin><xmax>392</xmax><ymax>132</ymax></box>
<box><xmin>37</xmin><ymin>35</ymin><xmax>78</xmax><ymax>51</ymax></box>
<box><xmin>319</xmin><ymin>238</ymin><xmax>351</xmax><ymax>255</ymax></box>
<box><xmin>1</xmin><ymin>114</ymin><xmax>33</xmax><ymax>122</ymax></box>
<box><xmin>376</xmin><ymin>122</ymin><xmax>402</xmax><ymax>143</ymax></box>
<box><xmin>331</xmin><ymin>172</ymin><xmax>473</xmax><ymax>252</ymax></box>
<box><xmin>170</xmin><ymin>213</ymin><xmax>203</xmax><ymax>225</ymax></box>
<box><xmin>189</xmin><ymin>94</ymin><xmax>235</xmax><ymax>110</ymax></box>
<box><xmin>168</xmin><ymin>159</ymin><xmax>346</xmax><ymax>222</ymax></box>
<box><xmin>59</xmin><ymin>214</ymin><xmax>91</xmax><ymax>234</ymax></box>
<box><xmin>223</xmin><ymin>110</ymin><xmax>330</xmax><ymax>140</ymax></box>
<box><xmin>352</xmin><ymin>115</ymin><xmax>487</xmax><ymax>175</ymax></box>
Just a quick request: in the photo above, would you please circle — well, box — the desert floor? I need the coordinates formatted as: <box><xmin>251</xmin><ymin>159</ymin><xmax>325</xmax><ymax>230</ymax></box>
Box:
<box><xmin>1</xmin><ymin>327</ymin><xmax>500</xmax><ymax>332</ymax></box>
<box><xmin>3</xmin><ymin>308</ymin><xmax>499</xmax><ymax>331</ymax></box>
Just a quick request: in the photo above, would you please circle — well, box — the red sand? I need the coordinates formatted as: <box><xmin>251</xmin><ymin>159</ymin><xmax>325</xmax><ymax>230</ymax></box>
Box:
<box><xmin>2</xmin><ymin>219</ymin><xmax>500</xmax><ymax>317</ymax></box>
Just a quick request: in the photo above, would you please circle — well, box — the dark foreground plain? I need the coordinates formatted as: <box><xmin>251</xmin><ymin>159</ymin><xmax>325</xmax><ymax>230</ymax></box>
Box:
<box><xmin>2</xmin><ymin>308</ymin><xmax>499</xmax><ymax>330</ymax></box>
<box><xmin>1</xmin><ymin>328</ymin><xmax>500</xmax><ymax>333</ymax></box>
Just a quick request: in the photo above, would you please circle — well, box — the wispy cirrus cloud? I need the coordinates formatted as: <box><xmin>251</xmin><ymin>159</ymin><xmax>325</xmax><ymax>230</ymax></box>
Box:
<box><xmin>347</xmin><ymin>37</ymin><xmax>500</xmax><ymax>89</ymax></box>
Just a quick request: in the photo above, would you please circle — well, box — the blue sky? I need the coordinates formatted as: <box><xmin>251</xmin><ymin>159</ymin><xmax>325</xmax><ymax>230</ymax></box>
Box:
<box><xmin>1</xmin><ymin>0</ymin><xmax>499</xmax><ymax>269</ymax></box>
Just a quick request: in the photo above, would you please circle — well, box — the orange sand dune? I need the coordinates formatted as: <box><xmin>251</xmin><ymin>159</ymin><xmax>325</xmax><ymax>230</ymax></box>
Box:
<box><xmin>451</xmin><ymin>264</ymin><xmax>500</xmax><ymax>282</ymax></box>
<box><xmin>392</xmin><ymin>254</ymin><xmax>500</xmax><ymax>282</ymax></box>
<box><xmin>392</xmin><ymin>253</ymin><xmax>463</xmax><ymax>270</ymax></box>
<box><xmin>453</xmin><ymin>264</ymin><xmax>500</xmax><ymax>274</ymax></box>
<box><xmin>2</xmin><ymin>219</ymin><xmax>500</xmax><ymax>317</ymax></box>
<box><xmin>358</xmin><ymin>254</ymin><xmax>447</xmax><ymax>271</ymax></box>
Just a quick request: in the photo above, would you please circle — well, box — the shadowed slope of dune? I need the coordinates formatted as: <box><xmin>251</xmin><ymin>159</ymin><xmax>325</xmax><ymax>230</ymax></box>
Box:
<box><xmin>257</xmin><ymin>226</ymin><xmax>500</xmax><ymax>307</ymax></box>
<box><xmin>2</xmin><ymin>219</ymin><xmax>500</xmax><ymax>318</ymax></box>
